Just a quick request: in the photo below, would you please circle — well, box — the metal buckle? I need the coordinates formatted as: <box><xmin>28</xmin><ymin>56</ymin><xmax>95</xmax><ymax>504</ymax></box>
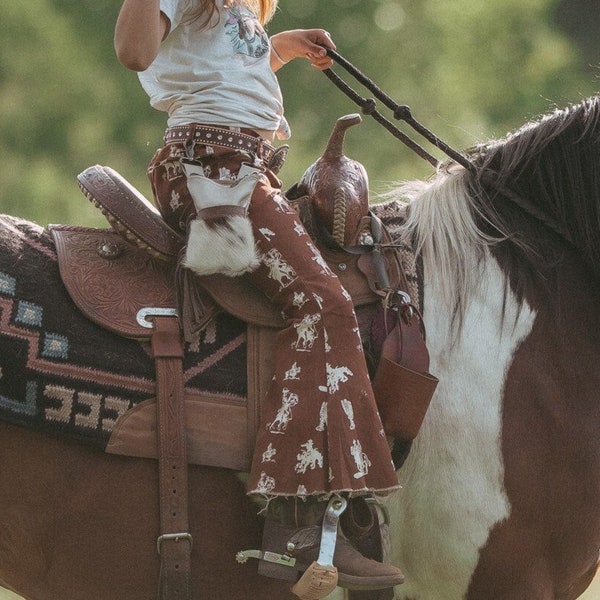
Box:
<box><xmin>365</xmin><ymin>496</ymin><xmax>390</xmax><ymax>525</ymax></box>
<box><xmin>256</xmin><ymin>138</ymin><xmax>268</xmax><ymax>160</ymax></box>
<box><xmin>383</xmin><ymin>290</ymin><xmax>415</xmax><ymax>322</ymax></box>
<box><xmin>157</xmin><ymin>532</ymin><xmax>193</xmax><ymax>554</ymax></box>
<box><xmin>136</xmin><ymin>307</ymin><xmax>178</xmax><ymax>328</ymax></box>
<box><xmin>384</xmin><ymin>289</ymin><xmax>411</xmax><ymax>308</ymax></box>
<box><xmin>235</xmin><ymin>549</ymin><xmax>297</xmax><ymax>567</ymax></box>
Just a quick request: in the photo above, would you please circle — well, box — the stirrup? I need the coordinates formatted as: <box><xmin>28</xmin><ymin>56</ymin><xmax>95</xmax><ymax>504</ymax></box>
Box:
<box><xmin>236</xmin><ymin>495</ymin><xmax>347</xmax><ymax>599</ymax></box>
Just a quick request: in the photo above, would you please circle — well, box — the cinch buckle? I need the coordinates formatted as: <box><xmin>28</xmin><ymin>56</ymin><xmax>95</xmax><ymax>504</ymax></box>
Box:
<box><xmin>384</xmin><ymin>290</ymin><xmax>411</xmax><ymax>310</ymax></box>
<box><xmin>157</xmin><ymin>532</ymin><xmax>193</xmax><ymax>554</ymax></box>
<box><xmin>136</xmin><ymin>307</ymin><xmax>178</xmax><ymax>329</ymax></box>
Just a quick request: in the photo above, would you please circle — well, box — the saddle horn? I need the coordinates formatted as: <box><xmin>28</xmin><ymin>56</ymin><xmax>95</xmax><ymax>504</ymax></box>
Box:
<box><xmin>299</xmin><ymin>114</ymin><xmax>370</xmax><ymax>248</ymax></box>
<box><xmin>323</xmin><ymin>113</ymin><xmax>362</xmax><ymax>159</ymax></box>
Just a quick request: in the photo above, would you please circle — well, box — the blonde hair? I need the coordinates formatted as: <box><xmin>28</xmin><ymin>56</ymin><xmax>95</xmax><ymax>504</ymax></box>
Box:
<box><xmin>196</xmin><ymin>0</ymin><xmax>278</xmax><ymax>25</ymax></box>
<box><xmin>247</xmin><ymin>0</ymin><xmax>278</xmax><ymax>24</ymax></box>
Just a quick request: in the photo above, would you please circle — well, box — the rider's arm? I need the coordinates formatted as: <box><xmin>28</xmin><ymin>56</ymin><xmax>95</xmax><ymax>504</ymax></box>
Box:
<box><xmin>114</xmin><ymin>0</ymin><xmax>169</xmax><ymax>71</ymax></box>
<box><xmin>269</xmin><ymin>29</ymin><xmax>336</xmax><ymax>73</ymax></box>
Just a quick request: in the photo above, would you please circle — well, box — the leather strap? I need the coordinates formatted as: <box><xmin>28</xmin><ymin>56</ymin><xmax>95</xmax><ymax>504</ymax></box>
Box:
<box><xmin>151</xmin><ymin>315</ymin><xmax>192</xmax><ymax>600</ymax></box>
<box><xmin>196</xmin><ymin>205</ymin><xmax>247</xmax><ymax>220</ymax></box>
<box><xmin>164</xmin><ymin>124</ymin><xmax>277</xmax><ymax>163</ymax></box>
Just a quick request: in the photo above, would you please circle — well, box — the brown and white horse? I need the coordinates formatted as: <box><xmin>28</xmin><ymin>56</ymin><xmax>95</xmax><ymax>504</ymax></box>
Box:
<box><xmin>383</xmin><ymin>94</ymin><xmax>600</xmax><ymax>599</ymax></box>
<box><xmin>1</xmin><ymin>95</ymin><xmax>600</xmax><ymax>600</ymax></box>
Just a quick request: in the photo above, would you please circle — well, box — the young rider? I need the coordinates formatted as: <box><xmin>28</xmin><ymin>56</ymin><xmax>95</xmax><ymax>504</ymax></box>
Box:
<box><xmin>115</xmin><ymin>0</ymin><xmax>404</xmax><ymax>594</ymax></box>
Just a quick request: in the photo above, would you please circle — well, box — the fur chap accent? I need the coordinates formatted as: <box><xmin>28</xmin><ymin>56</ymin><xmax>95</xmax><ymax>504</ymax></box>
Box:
<box><xmin>181</xmin><ymin>160</ymin><xmax>262</xmax><ymax>277</ymax></box>
<box><xmin>184</xmin><ymin>216</ymin><xmax>260</xmax><ymax>277</ymax></box>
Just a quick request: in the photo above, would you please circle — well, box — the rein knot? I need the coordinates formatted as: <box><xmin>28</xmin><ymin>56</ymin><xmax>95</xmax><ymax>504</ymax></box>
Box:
<box><xmin>393</xmin><ymin>105</ymin><xmax>412</xmax><ymax>121</ymax></box>
<box><xmin>361</xmin><ymin>98</ymin><xmax>377</xmax><ymax>115</ymax></box>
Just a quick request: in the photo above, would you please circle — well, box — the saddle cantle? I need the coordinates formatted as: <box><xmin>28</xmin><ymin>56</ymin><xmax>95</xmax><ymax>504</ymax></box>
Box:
<box><xmin>77</xmin><ymin>164</ymin><xmax>284</xmax><ymax>329</ymax></box>
<box><xmin>77</xmin><ymin>164</ymin><xmax>183</xmax><ymax>261</ymax></box>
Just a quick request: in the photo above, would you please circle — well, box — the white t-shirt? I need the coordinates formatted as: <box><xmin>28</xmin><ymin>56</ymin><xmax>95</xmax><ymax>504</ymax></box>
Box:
<box><xmin>138</xmin><ymin>0</ymin><xmax>290</xmax><ymax>138</ymax></box>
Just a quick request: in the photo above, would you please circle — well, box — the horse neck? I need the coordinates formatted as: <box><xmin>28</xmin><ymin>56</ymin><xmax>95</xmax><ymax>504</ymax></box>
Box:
<box><xmin>478</xmin><ymin>97</ymin><xmax>600</xmax><ymax>283</ymax></box>
<box><xmin>397</xmin><ymin>169</ymin><xmax>505</xmax><ymax>331</ymax></box>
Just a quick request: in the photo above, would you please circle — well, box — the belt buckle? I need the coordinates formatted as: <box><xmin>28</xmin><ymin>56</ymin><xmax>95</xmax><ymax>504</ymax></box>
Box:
<box><xmin>262</xmin><ymin>140</ymin><xmax>276</xmax><ymax>163</ymax></box>
<box><xmin>256</xmin><ymin>138</ymin><xmax>267</xmax><ymax>158</ymax></box>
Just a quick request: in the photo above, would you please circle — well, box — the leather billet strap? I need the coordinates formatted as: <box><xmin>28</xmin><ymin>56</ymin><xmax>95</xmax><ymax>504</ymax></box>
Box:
<box><xmin>150</xmin><ymin>315</ymin><xmax>193</xmax><ymax>600</ymax></box>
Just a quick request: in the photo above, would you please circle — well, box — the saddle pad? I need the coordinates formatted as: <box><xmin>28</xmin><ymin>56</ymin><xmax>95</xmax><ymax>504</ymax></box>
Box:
<box><xmin>0</xmin><ymin>218</ymin><xmax>255</xmax><ymax>470</ymax></box>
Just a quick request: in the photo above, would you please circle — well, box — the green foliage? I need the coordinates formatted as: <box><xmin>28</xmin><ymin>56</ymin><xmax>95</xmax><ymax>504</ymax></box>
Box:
<box><xmin>0</xmin><ymin>0</ymin><xmax>597</xmax><ymax>225</ymax></box>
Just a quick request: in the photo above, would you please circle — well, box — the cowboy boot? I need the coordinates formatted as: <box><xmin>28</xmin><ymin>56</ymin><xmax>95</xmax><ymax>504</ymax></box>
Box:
<box><xmin>340</xmin><ymin>497</ymin><xmax>396</xmax><ymax>600</ymax></box>
<box><xmin>340</xmin><ymin>496</ymin><xmax>387</xmax><ymax>563</ymax></box>
<box><xmin>257</xmin><ymin>496</ymin><xmax>404</xmax><ymax>591</ymax></box>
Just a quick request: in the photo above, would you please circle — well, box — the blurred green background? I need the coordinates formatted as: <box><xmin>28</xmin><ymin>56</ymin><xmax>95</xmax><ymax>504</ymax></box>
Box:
<box><xmin>0</xmin><ymin>2</ymin><xmax>599</xmax><ymax>598</ymax></box>
<box><xmin>1</xmin><ymin>0</ymin><xmax>598</xmax><ymax>228</ymax></box>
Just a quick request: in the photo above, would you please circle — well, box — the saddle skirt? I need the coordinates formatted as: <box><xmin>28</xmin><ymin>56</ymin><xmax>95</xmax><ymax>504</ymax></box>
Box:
<box><xmin>77</xmin><ymin>165</ymin><xmax>397</xmax><ymax>329</ymax></box>
<box><xmin>49</xmin><ymin>165</ymin><xmax>419</xmax><ymax>471</ymax></box>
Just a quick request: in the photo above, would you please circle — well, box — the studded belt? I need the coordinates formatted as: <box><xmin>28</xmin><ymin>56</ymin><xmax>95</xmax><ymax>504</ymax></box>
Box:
<box><xmin>164</xmin><ymin>124</ymin><xmax>277</xmax><ymax>163</ymax></box>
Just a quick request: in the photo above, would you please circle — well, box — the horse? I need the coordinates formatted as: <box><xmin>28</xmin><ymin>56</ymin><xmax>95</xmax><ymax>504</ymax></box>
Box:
<box><xmin>1</xmin><ymin>94</ymin><xmax>600</xmax><ymax>600</ymax></box>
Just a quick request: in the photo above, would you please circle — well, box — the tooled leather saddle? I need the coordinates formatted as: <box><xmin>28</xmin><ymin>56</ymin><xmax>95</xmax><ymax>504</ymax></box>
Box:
<box><xmin>50</xmin><ymin>116</ymin><xmax>438</xmax><ymax>600</ymax></box>
<box><xmin>50</xmin><ymin>115</ymin><xmax>436</xmax><ymax>474</ymax></box>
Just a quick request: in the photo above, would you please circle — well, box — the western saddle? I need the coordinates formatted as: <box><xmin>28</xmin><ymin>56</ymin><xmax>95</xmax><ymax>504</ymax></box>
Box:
<box><xmin>50</xmin><ymin>115</ymin><xmax>437</xmax><ymax>600</ymax></box>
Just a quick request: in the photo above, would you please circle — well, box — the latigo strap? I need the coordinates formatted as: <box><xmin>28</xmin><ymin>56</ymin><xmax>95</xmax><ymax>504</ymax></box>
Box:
<box><xmin>151</xmin><ymin>314</ymin><xmax>193</xmax><ymax>600</ymax></box>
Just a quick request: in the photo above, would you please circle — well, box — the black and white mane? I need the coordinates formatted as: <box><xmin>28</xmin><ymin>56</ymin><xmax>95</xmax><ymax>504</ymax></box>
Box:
<box><xmin>394</xmin><ymin>94</ymin><xmax>600</xmax><ymax>320</ymax></box>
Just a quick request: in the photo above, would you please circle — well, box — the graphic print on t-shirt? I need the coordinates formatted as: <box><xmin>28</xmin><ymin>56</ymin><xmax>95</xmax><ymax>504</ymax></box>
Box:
<box><xmin>224</xmin><ymin>7</ymin><xmax>269</xmax><ymax>58</ymax></box>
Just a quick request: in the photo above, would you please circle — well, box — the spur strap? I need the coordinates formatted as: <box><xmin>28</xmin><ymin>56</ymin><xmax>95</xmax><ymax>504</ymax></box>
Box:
<box><xmin>151</xmin><ymin>315</ymin><xmax>193</xmax><ymax>600</ymax></box>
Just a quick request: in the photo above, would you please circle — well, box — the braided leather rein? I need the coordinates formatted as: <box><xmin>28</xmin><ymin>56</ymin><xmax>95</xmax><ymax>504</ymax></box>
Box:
<box><xmin>322</xmin><ymin>50</ymin><xmax>577</xmax><ymax>245</ymax></box>
<box><xmin>323</xmin><ymin>48</ymin><xmax>477</xmax><ymax>174</ymax></box>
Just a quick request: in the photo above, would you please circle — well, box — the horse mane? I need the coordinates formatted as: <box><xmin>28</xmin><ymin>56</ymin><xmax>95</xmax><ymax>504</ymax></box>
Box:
<box><xmin>392</xmin><ymin>94</ymin><xmax>600</xmax><ymax>324</ymax></box>
<box><xmin>472</xmin><ymin>94</ymin><xmax>600</xmax><ymax>273</ymax></box>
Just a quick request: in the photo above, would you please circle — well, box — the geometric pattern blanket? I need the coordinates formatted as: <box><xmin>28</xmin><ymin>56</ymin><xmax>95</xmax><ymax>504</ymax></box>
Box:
<box><xmin>0</xmin><ymin>215</ymin><xmax>247</xmax><ymax>452</ymax></box>
<box><xmin>0</xmin><ymin>201</ymin><xmax>414</xmax><ymax>467</ymax></box>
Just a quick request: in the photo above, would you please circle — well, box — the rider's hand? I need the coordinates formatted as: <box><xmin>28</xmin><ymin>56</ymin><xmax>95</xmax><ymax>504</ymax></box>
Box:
<box><xmin>270</xmin><ymin>29</ymin><xmax>336</xmax><ymax>71</ymax></box>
